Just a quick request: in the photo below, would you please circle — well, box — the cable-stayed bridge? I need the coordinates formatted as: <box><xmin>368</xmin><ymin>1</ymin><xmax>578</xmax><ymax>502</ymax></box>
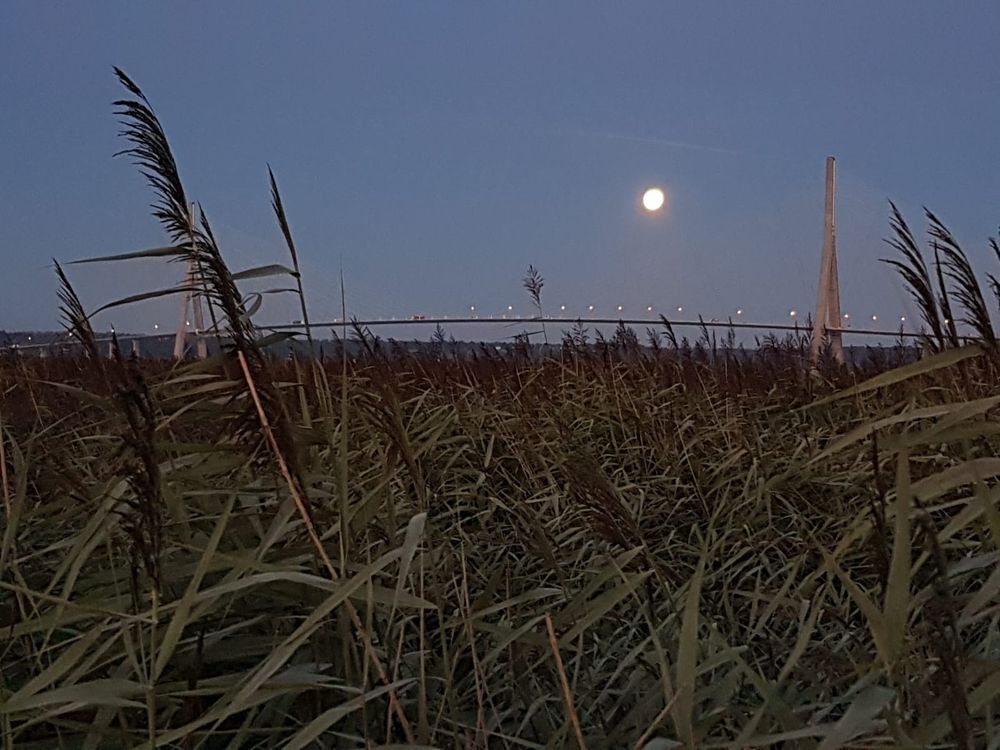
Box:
<box><xmin>5</xmin><ymin>158</ymin><xmax>964</xmax><ymax>359</ymax></box>
<box><xmin>4</xmin><ymin>313</ymin><xmax>931</xmax><ymax>358</ymax></box>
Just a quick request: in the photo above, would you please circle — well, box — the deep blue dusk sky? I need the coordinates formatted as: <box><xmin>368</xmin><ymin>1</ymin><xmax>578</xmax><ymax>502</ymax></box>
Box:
<box><xmin>2</xmin><ymin>2</ymin><xmax>1000</xmax><ymax>335</ymax></box>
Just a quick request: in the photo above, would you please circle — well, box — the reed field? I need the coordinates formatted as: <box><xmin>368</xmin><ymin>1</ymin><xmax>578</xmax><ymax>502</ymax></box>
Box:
<box><xmin>3</xmin><ymin>70</ymin><xmax>1000</xmax><ymax>749</ymax></box>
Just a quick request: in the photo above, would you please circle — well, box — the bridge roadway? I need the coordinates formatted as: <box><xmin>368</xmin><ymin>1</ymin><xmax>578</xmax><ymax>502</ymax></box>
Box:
<box><xmin>261</xmin><ymin>316</ymin><xmax>922</xmax><ymax>338</ymax></box>
<box><xmin>6</xmin><ymin>315</ymin><xmax>941</xmax><ymax>354</ymax></box>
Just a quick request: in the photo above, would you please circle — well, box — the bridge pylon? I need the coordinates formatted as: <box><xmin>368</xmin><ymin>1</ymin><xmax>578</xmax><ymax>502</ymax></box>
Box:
<box><xmin>173</xmin><ymin>203</ymin><xmax>208</xmax><ymax>360</ymax></box>
<box><xmin>810</xmin><ymin>156</ymin><xmax>844</xmax><ymax>365</ymax></box>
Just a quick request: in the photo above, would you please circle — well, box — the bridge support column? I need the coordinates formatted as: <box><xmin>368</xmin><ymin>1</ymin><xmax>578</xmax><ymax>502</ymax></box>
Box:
<box><xmin>810</xmin><ymin>156</ymin><xmax>844</xmax><ymax>365</ymax></box>
<box><xmin>173</xmin><ymin>203</ymin><xmax>208</xmax><ymax>359</ymax></box>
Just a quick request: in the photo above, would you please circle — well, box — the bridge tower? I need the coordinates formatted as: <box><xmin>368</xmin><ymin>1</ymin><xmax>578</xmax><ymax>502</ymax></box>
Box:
<box><xmin>810</xmin><ymin>156</ymin><xmax>844</xmax><ymax>365</ymax></box>
<box><xmin>173</xmin><ymin>203</ymin><xmax>208</xmax><ymax>359</ymax></box>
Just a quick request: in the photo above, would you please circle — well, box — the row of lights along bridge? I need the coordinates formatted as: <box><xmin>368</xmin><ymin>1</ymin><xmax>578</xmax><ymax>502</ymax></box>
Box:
<box><xmin>57</xmin><ymin>310</ymin><xmax>917</xmax><ymax>338</ymax></box>
<box><xmin>461</xmin><ymin>307</ymin><xmax>905</xmax><ymax>324</ymax></box>
<box><xmin>125</xmin><ymin>310</ymin><xmax>912</xmax><ymax>333</ymax></box>
<box><xmin>271</xmin><ymin>308</ymin><xmax>912</xmax><ymax>328</ymax></box>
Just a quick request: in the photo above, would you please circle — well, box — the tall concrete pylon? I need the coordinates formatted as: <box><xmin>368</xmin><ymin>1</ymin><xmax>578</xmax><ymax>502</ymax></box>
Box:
<box><xmin>810</xmin><ymin>156</ymin><xmax>844</xmax><ymax>365</ymax></box>
<box><xmin>173</xmin><ymin>203</ymin><xmax>208</xmax><ymax>359</ymax></box>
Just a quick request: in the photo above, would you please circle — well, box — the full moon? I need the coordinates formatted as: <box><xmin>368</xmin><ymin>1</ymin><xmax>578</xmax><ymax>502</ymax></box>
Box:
<box><xmin>642</xmin><ymin>187</ymin><xmax>665</xmax><ymax>212</ymax></box>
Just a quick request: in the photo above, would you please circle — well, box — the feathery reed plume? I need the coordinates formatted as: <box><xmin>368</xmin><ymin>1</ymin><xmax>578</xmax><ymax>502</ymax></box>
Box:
<box><xmin>110</xmin><ymin>336</ymin><xmax>163</xmax><ymax>596</ymax></box>
<box><xmin>113</xmin><ymin>68</ymin><xmax>190</xmax><ymax>244</ymax></box>
<box><xmin>987</xmin><ymin>234</ymin><xmax>1000</xmax><ymax>314</ymax></box>
<box><xmin>659</xmin><ymin>314</ymin><xmax>678</xmax><ymax>349</ymax></box>
<box><xmin>55</xmin><ymin>267</ymin><xmax>105</xmax><ymax>367</ymax></box>
<box><xmin>927</xmin><ymin>209</ymin><xmax>996</xmax><ymax>346</ymax></box>
<box><xmin>562</xmin><ymin>454</ymin><xmax>642</xmax><ymax>550</ymax></box>
<box><xmin>881</xmin><ymin>202</ymin><xmax>945</xmax><ymax>351</ymax></box>
<box><xmin>54</xmin><ymin>265</ymin><xmax>163</xmax><ymax>594</ymax></box>
<box><xmin>53</xmin><ymin>260</ymin><xmax>100</xmax><ymax>361</ymax></box>
<box><xmin>112</xmin><ymin>67</ymin><xmax>224</xmax><ymax>341</ymax></box>
<box><xmin>111</xmin><ymin>69</ymin><xmax>413</xmax><ymax>737</ymax></box>
<box><xmin>523</xmin><ymin>264</ymin><xmax>544</xmax><ymax>312</ymax></box>
<box><xmin>724</xmin><ymin>317</ymin><xmax>737</xmax><ymax>351</ymax></box>
<box><xmin>697</xmin><ymin>315</ymin><xmax>715</xmax><ymax>354</ymax></box>
<box><xmin>350</xmin><ymin>318</ymin><xmax>378</xmax><ymax>358</ymax></box>
<box><xmin>268</xmin><ymin>165</ymin><xmax>315</xmax><ymax>356</ymax></box>
<box><xmin>112</xmin><ymin>68</ymin><xmax>302</xmax><ymax>513</ymax></box>
<box><xmin>934</xmin><ymin>243</ymin><xmax>961</xmax><ymax>348</ymax></box>
<box><xmin>194</xmin><ymin>211</ymin><xmax>256</xmax><ymax>348</ymax></box>
<box><xmin>523</xmin><ymin>264</ymin><xmax>548</xmax><ymax>343</ymax></box>
<box><xmin>646</xmin><ymin>327</ymin><xmax>662</xmax><ymax>354</ymax></box>
<box><xmin>197</xmin><ymin>212</ymin><xmax>316</xmax><ymax>535</ymax></box>
<box><xmin>612</xmin><ymin>320</ymin><xmax>639</xmax><ymax>354</ymax></box>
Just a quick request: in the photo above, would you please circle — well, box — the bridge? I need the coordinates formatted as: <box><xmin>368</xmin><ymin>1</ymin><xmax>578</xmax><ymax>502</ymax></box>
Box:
<box><xmin>2</xmin><ymin>158</ymin><xmax>951</xmax><ymax>360</ymax></box>
<box><xmin>5</xmin><ymin>314</ymin><xmax>928</xmax><ymax>357</ymax></box>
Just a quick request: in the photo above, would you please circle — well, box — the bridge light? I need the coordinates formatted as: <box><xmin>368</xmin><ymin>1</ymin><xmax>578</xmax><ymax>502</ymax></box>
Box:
<box><xmin>900</xmin><ymin>316</ymin><xmax>906</xmax><ymax>322</ymax></box>
<box><xmin>789</xmin><ymin>310</ymin><xmax>797</xmax><ymax>318</ymax></box>
<box><xmin>617</xmin><ymin>305</ymin><xmax>623</xmax><ymax>312</ymax></box>
<box><xmin>736</xmin><ymin>308</ymin><xmax>743</xmax><ymax>316</ymax></box>
<box><xmin>872</xmin><ymin>314</ymin><xmax>878</xmax><ymax>322</ymax></box>
<box><xmin>647</xmin><ymin>305</ymin><xmax>653</xmax><ymax>312</ymax></box>
<box><xmin>677</xmin><ymin>306</ymin><xmax>683</xmax><ymax>313</ymax></box>
<box><xmin>560</xmin><ymin>304</ymin><xmax>566</xmax><ymax>312</ymax></box>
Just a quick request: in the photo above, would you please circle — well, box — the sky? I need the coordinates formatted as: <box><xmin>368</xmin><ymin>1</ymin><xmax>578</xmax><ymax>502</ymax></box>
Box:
<box><xmin>2</xmin><ymin>2</ymin><xmax>1000</xmax><ymax>340</ymax></box>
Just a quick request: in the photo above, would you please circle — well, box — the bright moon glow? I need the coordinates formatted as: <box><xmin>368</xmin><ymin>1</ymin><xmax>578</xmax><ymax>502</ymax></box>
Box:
<box><xmin>642</xmin><ymin>187</ymin><xmax>665</xmax><ymax>212</ymax></box>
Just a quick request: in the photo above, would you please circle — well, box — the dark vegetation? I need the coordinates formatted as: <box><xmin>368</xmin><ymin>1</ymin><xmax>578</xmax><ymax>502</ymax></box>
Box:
<box><xmin>2</xmin><ymin>69</ymin><xmax>1000</xmax><ymax>748</ymax></box>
